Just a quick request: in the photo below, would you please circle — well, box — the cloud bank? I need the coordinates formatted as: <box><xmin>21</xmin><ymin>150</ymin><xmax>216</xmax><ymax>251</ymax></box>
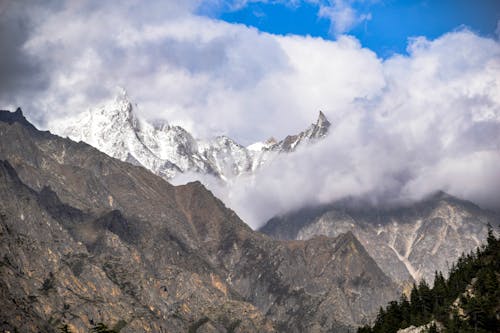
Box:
<box><xmin>174</xmin><ymin>29</ymin><xmax>500</xmax><ymax>228</ymax></box>
<box><xmin>1</xmin><ymin>1</ymin><xmax>499</xmax><ymax>228</ymax></box>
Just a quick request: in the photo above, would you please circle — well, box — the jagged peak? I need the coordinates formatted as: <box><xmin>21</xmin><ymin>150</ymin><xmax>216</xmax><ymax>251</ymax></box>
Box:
<box><xmin>90</xmin><ymin>88</ymin><xmax>139</xmax><ymax>129</ymax></box>
<box><xmin>114</xmin><ymin>87</ymin><xmax>131</xmax><ymax>106</ymax></box>
<box><xmin>315</xmin><ymin>110</ymin><xmax>331</xmax><ymax>129</ymax></box>
<box><xmin>1</xmin><ymin>107</ymin><xmax>25</xmax><ymax>120</ymax></box>
<box><xmin>0</xmin><ymin>108</ymin><xmax>38</xmax><ymax>131</ymax></box>
<box><xmin>111</xmin><ymin>88</ymin><xmax>133</xmax><ymax>113</ymax></box>
<box><xmin>93</xmin><ymin>87</ymin><xmax>134</xmax><ymax>119</ymax></box>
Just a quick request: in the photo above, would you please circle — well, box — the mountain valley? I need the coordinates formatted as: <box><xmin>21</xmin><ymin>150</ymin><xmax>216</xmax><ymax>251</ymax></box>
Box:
<box><xmin>47</xmin><ymin>94</ymin><xmax>499</xmax><ymax>293</ymax></box>
<box><xmin>0</xmin><ymin>108</ymin><xmax>396</xmax><ymax>332</ymax></box>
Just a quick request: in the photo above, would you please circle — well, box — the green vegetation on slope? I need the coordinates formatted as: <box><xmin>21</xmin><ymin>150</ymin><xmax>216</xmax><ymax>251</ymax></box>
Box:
<box><xmin>358</xmin><ymin>225</ymin><xmax>499</xmax><ymax>333</ymax></box>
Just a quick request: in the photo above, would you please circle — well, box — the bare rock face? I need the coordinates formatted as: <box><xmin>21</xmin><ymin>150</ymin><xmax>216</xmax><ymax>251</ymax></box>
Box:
<box><xmin>0</xmin><ymin>109</ymin><xmax>396</xmax><ymax>332</ymax></box>
<box><xmin>0</xmin><ymin>159</ymin><xmax>272</xmax><ymax>333</ymax></box>
<box><xmin>260</xmin><ymin>195</ymin><xmax>499</xmax><ymax>287</ymax></box>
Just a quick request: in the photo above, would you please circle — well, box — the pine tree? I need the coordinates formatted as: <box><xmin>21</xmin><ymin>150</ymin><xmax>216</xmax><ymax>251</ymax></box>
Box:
<box><xmin>399</xmin><ymin>294</ymin><xmax>411</xmax><ymax>327</ymax></box>
<box><xmin>357</xmin><ymin>229</ymin><xmax>499</xmax><ymax>333</ymax></box>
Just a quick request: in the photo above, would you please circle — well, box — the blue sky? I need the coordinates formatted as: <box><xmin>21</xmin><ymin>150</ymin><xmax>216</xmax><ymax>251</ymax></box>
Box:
<box><xmin>199</xmin><ymin>0</ymin><xmax>500</xmax><ymax>57</ymax></box>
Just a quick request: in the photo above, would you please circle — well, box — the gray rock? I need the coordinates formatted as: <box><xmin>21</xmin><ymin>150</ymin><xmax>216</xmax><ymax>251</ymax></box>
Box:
<box><xmin>0</xmin><ymin>109</ymin><xmax>396</xmax><ymax>332</ymax></box>
<box><xmin>260</xmin><ymin>194</ymin><xmax>499</xmax><ymax>287</ymax></box>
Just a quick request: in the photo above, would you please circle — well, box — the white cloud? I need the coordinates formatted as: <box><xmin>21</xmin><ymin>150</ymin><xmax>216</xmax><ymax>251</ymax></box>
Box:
<box><xmin>317</xmin><ymin>0</ymin><xmax>359</xmax><ymax>36</ymax></box>
<box><xmin>18</xmin><ymin>0</ymin><xmax>384</xmax><ymax>143</ymax></box>
<box><xmin>2</xmin><ymin>1</ymin><xmax>499</xmax><ymax>228</ymax></box>
<box><xmin>189</xmin><ymin>30</ymin><xmax>500</xmax><ymax>228</ymax></box>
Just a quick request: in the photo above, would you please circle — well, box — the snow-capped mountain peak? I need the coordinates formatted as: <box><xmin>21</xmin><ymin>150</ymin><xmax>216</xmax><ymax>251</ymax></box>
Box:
<box><xmin>313</xmin><ymin>110</ymin><xmax>330</xmax><ymax>137</ymax></box>
<box><xmin>97</xmin><ymin>88</ymin><xmax>136</xmax><ymax>124</ymax></box>
<box><xmin>52</xmin><ymin>92</ymin><xmax>154</xmax><ymax>166</ymax></box>
<box><xmin>112</xmin><ymin>88</ymin><xmax>133</xmax><ymax>111</ymax></box>
<box><xmin>265</xmin><ymin>110</ymin><xmax>331</xmax><ymax>153</ymax></box>
<box><xmin>50</xmin><ymin>92</ymin><xmax>332</xmax><ymax>181</ymax></box>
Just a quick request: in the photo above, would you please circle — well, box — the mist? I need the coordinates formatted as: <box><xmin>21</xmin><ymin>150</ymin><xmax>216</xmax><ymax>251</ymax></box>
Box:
<box><xmin>175</xmin><ymin>30</ymin><xmax>500</xmax><ymax>228</ymax></box>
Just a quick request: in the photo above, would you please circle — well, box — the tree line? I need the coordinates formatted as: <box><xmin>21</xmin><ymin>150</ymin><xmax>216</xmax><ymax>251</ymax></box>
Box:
<box><xmin>358</xmin><ymin>225</ymin><xmax>499</xmax><ymax>333</ymax></box>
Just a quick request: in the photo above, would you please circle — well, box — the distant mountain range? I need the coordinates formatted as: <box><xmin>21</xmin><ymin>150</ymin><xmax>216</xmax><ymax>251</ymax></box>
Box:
<box><xmin>0</xmin><ymin>108</ymin><xmax>395</xmax><ymax>332</ymax></box>
<box><xmin>358</xmin><ymin>229</ymin><xmax>500</xmax><ymax>333</ymax></box>
<box><xmin>47</xmin><ymin>93</ymin><xmax>499</xmax><ymax>290</ymax></box>
<box><xmin>260</xmin><ymin>193</ymin><xmax>499</xmax><ymax>287</ymax></box>
<box><xmin>2</xmin><ymin>101</ymin><xmax>497</xmax><ymax>332</ymax></box>
<box><xmin>50</xmin><ymin>91</ymin><xmax>331</xmax><ymax>181</ymax></box>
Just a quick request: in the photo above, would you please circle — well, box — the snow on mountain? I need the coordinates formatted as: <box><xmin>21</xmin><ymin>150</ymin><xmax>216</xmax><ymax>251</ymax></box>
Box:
<box><xmin>50</xmin><ymin>91</ymin><xmax>331</xmax><ymax>181</ymax></box>
<box><xmin>265</xmin><ymin>110</ymin><xmax>331</xmax><ymax>153</ymax></box>
<box><xmin>51</xmin><ymin>90</ymin><xmax>206</xmax><ymax>179</ymax></box>
<box><xmin>47</xmin><ymin>91</ymin><xmax>498</xmax><ymax>293</ymax></box>
<box><xmin>246</xmin><ymin>141</ymin><xmax>268</xmax><ymax>152</ymax></box>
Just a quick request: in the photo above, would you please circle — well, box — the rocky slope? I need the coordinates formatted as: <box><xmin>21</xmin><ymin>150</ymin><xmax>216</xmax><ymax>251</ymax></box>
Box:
<box><xmin>358</xmin><ymin>229</ymin><xmax>500</xmax><ymax>332</ymax></box>
<box><xmin>49</xmin><ymin>91</ymin><xmax>331</xmax><ymax>181</ymax></box>
<box><xmin>260</xmin><ymin>194</ymin><xmax>499</xmax><ymax>286</ymax></box>
<box><xmin>0</xmin><ymin>108</ymin><xmax>395</xmax><ymax>332</ymax></box>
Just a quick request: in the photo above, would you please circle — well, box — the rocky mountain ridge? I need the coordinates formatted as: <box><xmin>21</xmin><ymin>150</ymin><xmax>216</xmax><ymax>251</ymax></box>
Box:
<box><xmin>260</xmin><ymin>193</ymin><xmax>499</xmax><ymax>286</ymax></box>
<box><xmin>0</xmin><ymin>108</ymin><xmax>395</xmax><ymax>332</ymax></box>
<box><xmin>50</xmin><ymin>91</ymin><xmax>331</xmax><ymax>181</ymax></box>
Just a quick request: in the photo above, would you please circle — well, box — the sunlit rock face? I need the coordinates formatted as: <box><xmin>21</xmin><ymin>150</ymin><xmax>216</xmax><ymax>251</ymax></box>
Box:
<box><xmin>261</xmin><ymin>193</ymin><xmax>498</xmax><ymax>286</ymax></box>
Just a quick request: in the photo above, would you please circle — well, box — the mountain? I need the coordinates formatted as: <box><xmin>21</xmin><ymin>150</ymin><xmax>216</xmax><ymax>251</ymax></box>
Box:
<box><xmin>0</xmin><ymin>108</ymin><xmax>395</xmax><ymax>332</ymax></box>
<box><xmin>50</xmin><ymin>91</ymin><xmax>331</xmax><ymax>181</ymax></box>
<box><xmin>358</xmin><ymin>229</ymin><xmax>500</xmax><ymax>333</ymax></box>
<box><xmin>260</xmin><ymin>193</ymin><xmax>499</xmax><ymax>286</ymax></box>
<box><xmin>265</xmin><ymin>110</ymin><xmax>330</xmax><ymax>153</ymax></box>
